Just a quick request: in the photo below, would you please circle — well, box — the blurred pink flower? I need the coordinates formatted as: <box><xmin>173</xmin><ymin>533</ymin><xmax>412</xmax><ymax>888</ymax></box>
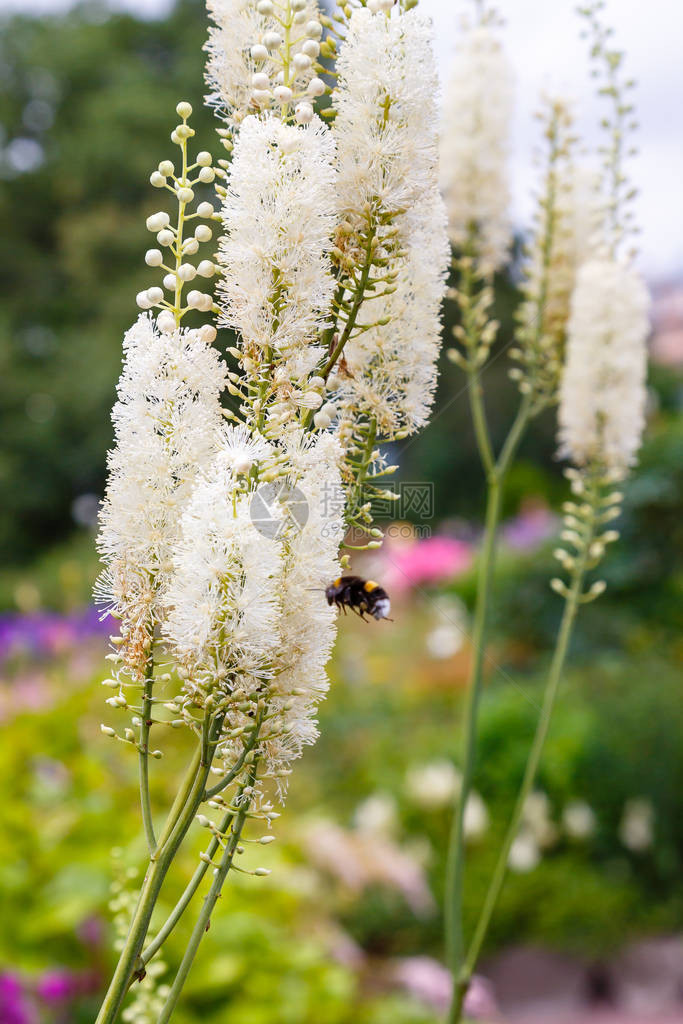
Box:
<box><xmin>304</xmin><ymin>821</ymin><xmax>435</xmax><ymax>916</ymax></box>
<box><xmin>385</xmin><ymin>536</ymin><xmax>473</xmax><ymax>593</ymax></box>
<box><xmin>393</xmin><ymin>958</ymin><xmax>498</xmax><ymax>1019</ymax></box>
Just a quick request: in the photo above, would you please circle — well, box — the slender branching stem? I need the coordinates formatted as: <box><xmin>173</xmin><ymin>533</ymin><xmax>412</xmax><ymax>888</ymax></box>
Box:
<box><xmin>95</xmin><ymin>714</ymin><xmax>225</xmax><ymax>1024</ymax></box>
<box><xmin>155</xmin><ymin>761</ymin><xmax>261</xmax><ymax>1023</ymax></box>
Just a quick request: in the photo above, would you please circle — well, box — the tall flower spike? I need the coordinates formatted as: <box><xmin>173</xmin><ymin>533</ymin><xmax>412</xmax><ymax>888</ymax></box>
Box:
<box><xmin>216</xmin><ymin>114</ymin><xmax>337</xmax><ymax>432</ymax></box>
<box><xmin>328</xmin><ymin>7</ymin><xmax>449</xmax><ymax>440</ymax></box>
<box><xmin>511</xmin><ymin>98</ymin><xmax>604</xmax><ymax>409</ymax></box>
<box><xmin>557</xmin><ymin>259</ymin><xmax>650</xmax><ymax>475</ymax></box>
<box><xmin>262</xmin><ymin>432</ymin><xmax>345</xmax><ymax>792</ymax></box>
<box><xmin>440</xmin><ymin>7</ymin><xmax>514</xmax><ymax>272</ymax></box>
<box><xmin>96</xmin><ymin>314</ymin><xmax>227</xmax><ymax>678</ymax></box>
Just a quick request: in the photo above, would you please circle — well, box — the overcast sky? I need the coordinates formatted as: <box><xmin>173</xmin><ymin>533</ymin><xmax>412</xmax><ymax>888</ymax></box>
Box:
<box><xmin>2</xmin><ymin>0</ymin><xmax>681</xmax><ymax>279</ymax></box>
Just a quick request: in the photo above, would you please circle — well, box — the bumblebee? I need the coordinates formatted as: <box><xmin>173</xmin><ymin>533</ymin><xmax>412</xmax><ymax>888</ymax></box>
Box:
<box><xmin>325</xmin><ymin>575</ymin><xmax>391</xmax><ymax>621</ymax></box>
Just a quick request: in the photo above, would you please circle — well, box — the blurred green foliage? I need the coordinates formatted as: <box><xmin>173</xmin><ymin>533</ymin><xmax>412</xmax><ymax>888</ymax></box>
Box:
<box><xmin>0</xmin><ymin>0</ymin><xmax>217</xmax><ymax>563</ymax></box>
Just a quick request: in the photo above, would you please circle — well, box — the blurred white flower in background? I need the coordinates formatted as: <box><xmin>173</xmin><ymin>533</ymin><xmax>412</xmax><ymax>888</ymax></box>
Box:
<box><xmin>508</xmin><ymin>828</ymin><xmax>541</xmax><ymax>873</ymax></box>
<box><xmin>563</xmin><ymin>799</ymin><xmax>597</xmax><ymax>840</ymax></box>
<box><xmin>354</xmin><ymin>792</ymin><xmax>399</xmax><ymax>838</ymax></box>
<box><xmin>405</xmin><ymin>759</ymin><xmax>462</xmax><ymax>809</ymax></box>
<box><xmin>619</xmin><ymin>798</ymin><xmax>655</xmax><ymax>852</ymax></box>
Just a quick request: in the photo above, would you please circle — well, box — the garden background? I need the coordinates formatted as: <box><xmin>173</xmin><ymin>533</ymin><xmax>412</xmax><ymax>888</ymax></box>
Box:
<box><xmin>1</xmin><ymin>0</ymin><xmax>682</xmax><ymax>1021</ymax></box>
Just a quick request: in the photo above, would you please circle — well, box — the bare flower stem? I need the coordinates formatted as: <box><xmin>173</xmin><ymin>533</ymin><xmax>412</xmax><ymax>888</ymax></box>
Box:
<box><xmin>448</xmin><ymin>474</ymin><xmax>600</xmax><ymax>1024</ymax></box>
<box><xmin>139</xmin><ymin>658</ymin><xmax>156</xmax><ymax>855</ymax></box>
<box><xmin>155</xmin><ymin>761</ymin><xmax>260</xmax><ymax>1023</ymax></box>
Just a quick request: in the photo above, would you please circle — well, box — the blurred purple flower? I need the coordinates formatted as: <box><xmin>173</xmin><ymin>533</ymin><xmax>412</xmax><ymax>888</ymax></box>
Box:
<box><xmin>36</xmin><ymin>969</ymin><xmax>75</xmax><ymax>1003</ymax></box>
<box><xmin>502</xmin><ymin>502</ymin><xmax>557</xmax><ymax>551</ymax></box>
<box><xmin>0</xmin><ymin>972</ymin><xmax>35</xmax><ymax>1024</ymax></box>
<box><xmin>0</xmin><ymin>607</ymin><xmax>109</xmax><ymax>666</ymax></box>
<box><xmin>393</xmin><ymin>958</ymin><xmax>498</xmax><ymax>1019</ymax></box>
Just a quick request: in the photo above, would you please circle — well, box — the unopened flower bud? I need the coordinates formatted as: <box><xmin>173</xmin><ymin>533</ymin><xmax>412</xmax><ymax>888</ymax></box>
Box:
<box><xmin>295</xmin><ymin>102</ymin><xmax>314</xmax><ymax>124</ymax></box>
<box><xmin>157</xmin><ymin>310</ymin><xmax>176</xmax><ymax>333</ymax></box>
<box><xmin>146</xmin><ymin>212</ymin><xmax>170</xmax><ymax>232</ymax></box>
<box><xmin>176</xmin><ymin>101</ymin><xmax>192</xmax><ymax>119</ymax></box>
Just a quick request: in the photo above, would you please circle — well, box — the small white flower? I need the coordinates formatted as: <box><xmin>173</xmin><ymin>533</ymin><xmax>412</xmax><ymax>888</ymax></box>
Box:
<box><xmin>405</xmin><ymin>759</ymin><xmax>461</xmax><ymax>809</ymax></box>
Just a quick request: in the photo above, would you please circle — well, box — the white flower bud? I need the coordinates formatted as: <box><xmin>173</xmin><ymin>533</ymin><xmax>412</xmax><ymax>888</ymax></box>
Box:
<box><xmin>199</xmin><ymin>324</ymin><xmax>217</xmax><ymax>343</ymax></box>
<box><xmin>178</xmin><ymin>263</ymin><xmax>197</xmax><ymax>281</ymax></box>
<box><xmin>177</xmin><ymin>186</ymin><xmax>194</xmax><ymax>204</ymax></box>
<box><xmin>157</xmin><ymin>310</ymin><xmax>176</xmax><ymax>333</ymax></box>
<box><xmin>251</xmin><ymin>44</ymin><xmax>268</xmax><ymax>61</ymax></box>
<box><xmin>306</xmin><ymin>20</ymin><xmax>322</xmax><ymax>38</ymax></box>
<box><xmin>136</xmin><ymin>291</ymin><xmax>153</xmax><ymax>309</ymax></box>
<box><xmin>302</xmin><ymin>40</ymin><xmax>320</xmax><ymax>58</ymax></box>
<box><xmin>254</xmin><ymin>868</ymin><xmax>271</xmax><ymax>876</ymax></box>
<box><xmin>171</xmin><ymin>130</ymin><xmax>180</xmax><ymax>145</ymax></box>
<box><xmin>158</xmin><ymin>159</ymin><xmax>174</xmax><ymax>176</ymax></box>
<box><xmin>295</xmin><ymin>102</ymin><xmax>314</xmax><ymax>125</ymax></box>
<box><xmin>307</xmin><ymin>79</ymin><xmax>325</xmax><ymax>98</ymax></box>
<box><xmin>196</xmin><ymin>814</ymin><xmax>211</xmax><ymax>827</ymax></box>
<box><xmin>157</xmin><ymin>228</ymin><xmax>175</xmax><ymax>246</ymax></box>
<box><xmin>100</xmin><ymin>725</ymin><xmax>116</xmax><ymax>737</ymax></box>
<box><xmin>198</xmin><ymin>166</ymin><xmax>215</xmax><ymax>183</ymax></box>
<box><xmin>252</xmin><ymin>89</ymin><xmax>271</xmax><ymax>104</ymax></box>
<box><xmin>253</xmin><ymin>72</ymin><xmax>270</xmax><ymax>90</ymax></box>
<box><xmin>187</xmin><ymin>290</ymin><xmax>212</xmax><ymax>311</ymax></box>
<box><xmin>145</xmin><ymin>248</ymin><xmax>163</xmax><ymax>267</ymax></box>
<box><xmin>183</xmin><ymin>237</ymin><xmax>199</xmax><ymax>255</ymax></box>
<box><xmin>313</xmin><ymin>410</ymin><xmax>331</xmax><ymax>430</ymax></box>
<box><xmin>196</xmin><ymin>151</ymin><xmax>212</xmax><ymax>167</ymax></box>
<box><xmin>293</xmin><ymin>53</ymin><xmax>312</xmax><ymax>71</ymax></box>
<box><xmin>256</xmin><ymin>0</ymin><xmax>273</xmax><ymax>12</ymax></box>
<box><xmin>309</xmin><ymin>376</ymin><xmax>325</xmax><ymax>390</ymax></box>
<box><xmin>176</xmin><ymin>101</ymin><xmax>192</xmax><ymax>119</ymax></box>
<box><xmin>163</xmin><ymin>273</ymin><xmax>177</xmax><ymax>290</ymax></box>
<box><xmin>150</xmin><ymin>171</ymin><xmax>166</xmax><ymax>188</ymax></box>
<box><xmin>146</xmin><ymin>211</ymin><xmax>170</xmax><ymax>232</ymax></box>
<box><xmin>146</xmin><ymin>287</ymin><xmax>163</xmax><ymax>304</ymax></box>
<box><xmin>273</xmin><ymin>86</ymin><xmax>293</xmax><ymax>104</ymax></box>
<box><xmin>293</xmin><ymin>7</ymin><xmax>307</xmax><ymax>23</ymax></box>
<box><xmin>291</xmin><ymin>0</ymin><xmax>306</xmax><ymax>10</ymax></box>
<box><xmin>264</xmin><ymin>31</ymin><xmax>282</xmax><ymax>49</ymax></box>
<box><xmin>197</xmin><ymin>260</ymin><xmax>215</xmax><ymax>278</ymax></box>
<box><xmin>321</xmin><ymin>402</ymin><xmax>337</xmax><ymax>418</ymax></box>
<box><xmin>194</xmin><ymin>225</ymin><xmax>212</xmax><ymax>242</ymax></box>
<box><xmin>197</xmin><ymin>202</ymin><xmax>215</xmax><ymax>218</ymax></box>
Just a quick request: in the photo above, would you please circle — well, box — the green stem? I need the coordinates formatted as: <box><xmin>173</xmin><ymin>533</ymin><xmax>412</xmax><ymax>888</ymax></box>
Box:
<box><xmin>95</xmin><ymin>716</ymin><xmax>224</xmax><ymax>1024</ymax></box>
<box><xmin>322</xmin><ymin>223</ymin><xmax>376</xmax><ymax>383</ymax></box>
<box><xmin>444</xmin><ymin>475</ymin><xmax>501</xmax><ymax>977</ymax></box>
<box><xmin>141</xmin><ymin>805</ymin><xmax>235</xmax><ymax>967</ymax></box>
<box><xmin>444</xmin><ymin>398</ymin><xmax>532</xmax><ymax>991</ymax></box>
<box><xmin>155</xmin><ymin>763</ymin><xmax>260</xmax><ymax>1023</ymax></box>
<box><xmin>448</xmin><ymin>488</ymin><xmax>598</xmax><ymax>1024</ymax></box>
<box><xmin>139</xmin><ymin>660</ymin><xmax>156</xmax><ymax>854</ymax></box>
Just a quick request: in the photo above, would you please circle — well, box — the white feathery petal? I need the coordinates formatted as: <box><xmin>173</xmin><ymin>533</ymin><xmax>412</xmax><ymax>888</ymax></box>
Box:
<box><xmin>216</xmin><ymin>114</ymin><xmax>336</xmax><ymax>359</ymax></box>
<box><xmin>333</xmin><ymin>194</ymin><xmax>449</xmax><ymax>436</ymax></box>
<box><xmin>440</xmin><ymin>23</ymin><xmax>514</xmax><ymax>271</ymax></box>
<box><xmin>334</xmin><ymin>8</ymin><xmax>441</xmax><ymax>218</ymax></box>
<box><xmin>262</xmin><ymin>432</ymin><xmax>345</xmax><ymax>789</ymax></box>
<box><xmin>558</xmin><ymin>259</ymin><xmax>650</xmax><ymax>474</ymax></box>
<box><xmin>163</xmin><ymin>461</ymin><xmax>283</xmax><ymax>695</ymax></box>
<box><xmin>96</xmin><ymin>314</ymin><xmax>227</xmax><ymax>671</ymax></box>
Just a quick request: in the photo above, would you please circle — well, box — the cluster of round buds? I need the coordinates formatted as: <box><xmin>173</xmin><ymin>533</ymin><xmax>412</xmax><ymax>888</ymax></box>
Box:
<box><xmin>135</xmin><ymin>101</ymin><xmax>220</xmax><ymax>339</ymax></box>
<box><xmin>247</xmin><ymin>0</ymin><xmax>326</xmax><ymax>124</ymax></box>
<box><xmin>550</xmin><ymin>465</ymin><xmax>623</xmax><ymax>603</ymax></box>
